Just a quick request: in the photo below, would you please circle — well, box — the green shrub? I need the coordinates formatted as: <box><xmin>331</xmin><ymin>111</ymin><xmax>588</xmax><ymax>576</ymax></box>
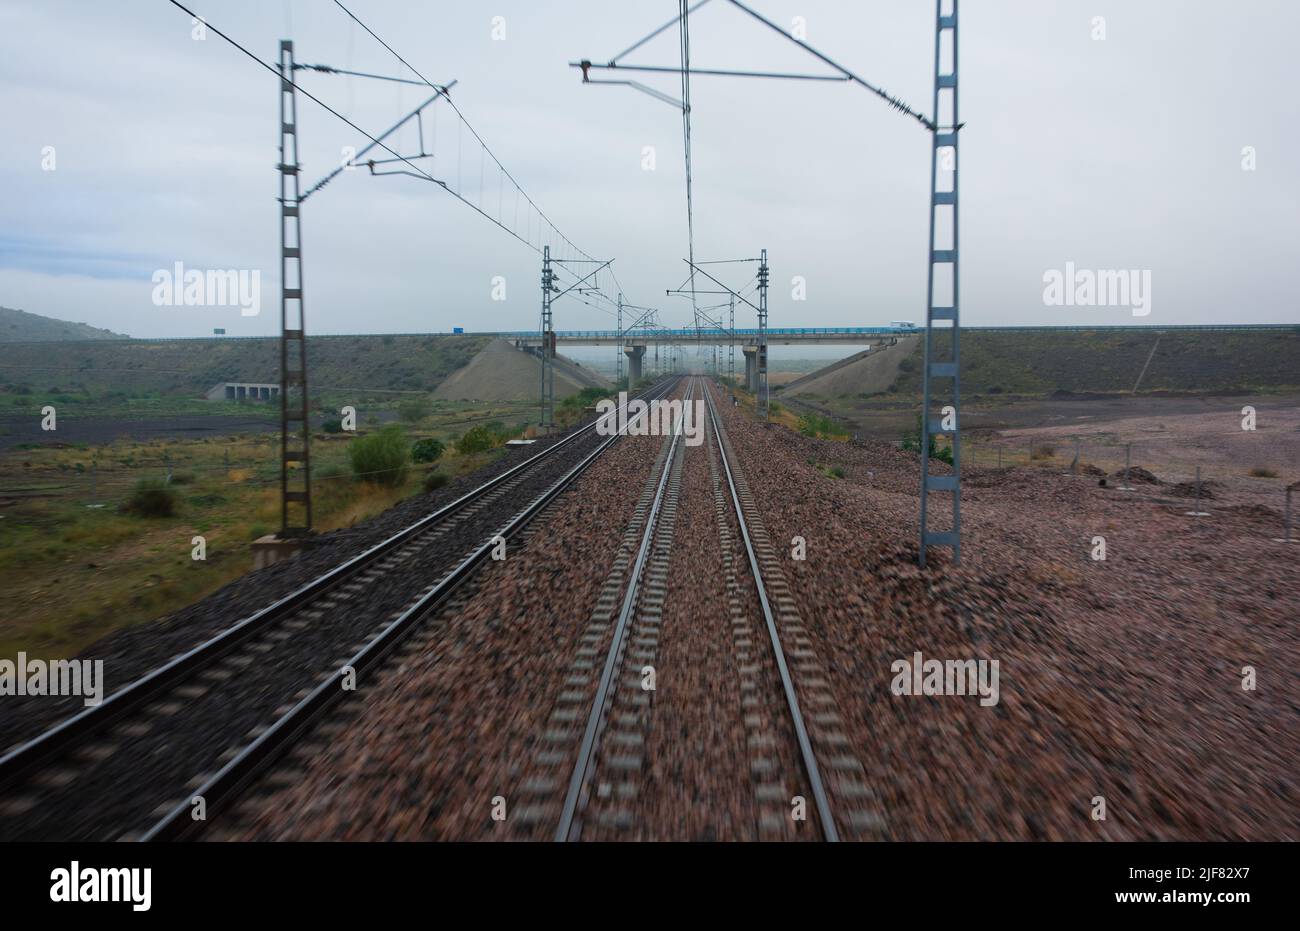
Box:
<box><xmin>423</xmin><ymin>470</ymin><xmax>450</xmax><ymax>492</ymax></box>
<box><xmin>124</xmin><ymin>478</ymin><xmax>178</xmax><ymax>517</ymax></box>
<box><xmin>322</xmin><ymin>417</ymin><xmax>344</xmax><ymax>434</ymax></box>
<box><xmin>456</xmin><ymin>425</ymin><xmax>496</xmax><ymax>455</ymax></box>
<box><xmin>901</xmin><ymin>414</ymin><xmax>954</xmax><ymax>464</ymax></box>
<box><xmin>411</xmin><ymin>437</ymin><xmax>446</xmax><ymax>464</ymax></box>
<box><xmin>398</xmin><ymin>397</ymin><xmax>434</xmax><ymax>422</ymax></box>
<box><xmin>348</xmin><ymin>425</ymin><xmax>410</xmax><ymax>486</ymax></box>
<box><xmin>798</xmin><ymin>413</ymin><xmax>849</xmax><ymax>440</ymax></box>
<box><xmin>170</xmin><ymin>471</ymin><xmax>195</xmax><ymax>485</ymax></box>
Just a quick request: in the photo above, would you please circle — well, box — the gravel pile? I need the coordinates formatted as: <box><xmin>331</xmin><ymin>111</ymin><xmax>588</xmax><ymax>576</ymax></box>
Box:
<box><xmin>1169</xmin><ymin>479</ymin><xmax>1225</xmax><ymax>498</ymax></box>
<box><xmin>1107</xmin><ymin>466</ymin><xmax>1161</xmax><ymax>485</ymax></box>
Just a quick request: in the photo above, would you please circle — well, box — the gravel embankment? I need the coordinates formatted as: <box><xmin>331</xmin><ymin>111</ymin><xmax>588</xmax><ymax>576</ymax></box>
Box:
<box><xmin>38</xmin><ymin>374</ymin><xmax>1293</xmax><ymax>841</ymax></box>
<box><xmin>714</xmin><ymin>383</ymin><xmax>1300</xmax><ymax>840</ymax></box>
<box><xmin>218</xmin><ymin>414</ymin><xmax>677</xmax><ymax>840</ymax></box>
<box><xmin>0</xmin><ymin>420</ymin><xmax>589</xmax><ymax>754</ymax></box>
<box><xmin>1</xmin><ymin>416</ymin><xmax>647</xmax><ymax>841</ymax></box>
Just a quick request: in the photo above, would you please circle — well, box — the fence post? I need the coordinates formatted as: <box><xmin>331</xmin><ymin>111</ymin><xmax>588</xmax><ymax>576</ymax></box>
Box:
<box><xmin>1287</xmin><ymin>486</ymin><xmax>1293</xmax><ymax>543</ymax></box>
<box><xmin>1117</xmin><ymin>443</ymin><xmax>1134</xmax><ymax>491</ymax></box>
<box><xmin>1277</xmin><ymin>485</ymin><xmax>1295</xmax><ymax>544</ymax></box>
<box><xmin>1186</xmin><ymin>465</ymin><xmax>1210</xmax><ymax>517</ymax></box>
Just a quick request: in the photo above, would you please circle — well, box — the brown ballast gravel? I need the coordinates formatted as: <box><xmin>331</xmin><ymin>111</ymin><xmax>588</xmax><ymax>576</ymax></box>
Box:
<box><xmin>213</xmin><ymin>379</ymin><xmax>1298</xmax><ymax>840</ymax></box>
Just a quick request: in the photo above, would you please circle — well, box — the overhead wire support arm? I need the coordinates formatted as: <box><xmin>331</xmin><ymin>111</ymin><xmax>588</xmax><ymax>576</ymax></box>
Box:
<box><xmin>571</xmin><ymin>0</ymin><xmax>940</xmax><ymax>131</ymax></box>
<box><xmin>294</xmin><ymin>63</ymin><xmax>451</xmax><ymax>90</ymax></box>
<box><xmin>549</xmin><ymin>260</ymin><xmax>614</xmax><ymax>303</ymax></box>
<box><xmin>607</xmin><ymin>0</ymin><xmax>716</xmax><ymax>64</ymax></box>
<box><xmin>721</xmin><ymin>0</ymin><xmax>937</xmax><ymax>130</ymax></box>
<box><xmin>678</xmin><ymin>259</ymin><xmax>763</xmax><ymax>315</ymax></box>
<box><xmin>300</xmin><ymin>81</ymin><xmax>457</xmax><ymax>201</ymax></box>
<box><xmin>576</xmin><ymin>73</ymin><xmax>684</xmax><ymax>110</ymax></box>
<box><xmin>573</xmin><ymin>61</ymin><xmax>850</xmax><ymax>82</ymax></box>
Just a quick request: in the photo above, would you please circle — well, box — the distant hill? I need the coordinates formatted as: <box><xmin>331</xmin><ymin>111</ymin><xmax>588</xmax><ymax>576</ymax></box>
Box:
<box><xmin>784</xmin><ymin>328</ymin><xmax>1300</xmax><ymax>400</ymax></box>
<box><xmin>0</xmin><ymin>332</ymin><xmax>492</xmax><ymax>399</ymax></box>
<box><xmin>0</xmin><ymin>306</ymin><xmax>129</xmax><ymax>342</ymax></box>
<box><xmin>435</xmin><ymin>339</ymin><xmax>610</xmax><ymax>401</ymax></box>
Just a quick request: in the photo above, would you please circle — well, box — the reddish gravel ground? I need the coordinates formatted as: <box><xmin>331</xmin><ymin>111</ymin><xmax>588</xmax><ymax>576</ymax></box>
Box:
<box><xmin>220</xmin><ymin>402</ymin><xmax>677</xmax><ymax>840</ymax></box>
<box><xmin>717</xmin><ymin>384</ymin><xmax>1300</xmax><ymax>840</ymax></box>
<box><xmin>621</xmin><ymin>420</ymin><xmax>756</xmax><ymax>840</ymax></box>
<box><xmin>219</xmin><ymin>378</ymin><xmax>1296</xmax><ymax>841</ymax></box>
<box><xmin>581</xmin><ymin>393</ymin><xmax>813</xmax><ymax>841</ymax></box>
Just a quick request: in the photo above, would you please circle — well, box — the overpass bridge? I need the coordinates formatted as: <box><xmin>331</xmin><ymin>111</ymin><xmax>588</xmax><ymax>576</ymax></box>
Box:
<box><xmin>494</xmin><ymin>326</ymin><xmax>915</xmax><ymax>347</ymax></box>
<box><xmin>482</xmin><ymin>322</ymin><xmax>1299</xmax><ymax>349</ymax></box>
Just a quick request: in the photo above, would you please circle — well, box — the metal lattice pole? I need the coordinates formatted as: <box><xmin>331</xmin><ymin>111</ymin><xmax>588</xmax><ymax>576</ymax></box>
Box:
<box><xmin>278</xmin><ymin>39</ymin><xmax>312</xmax><ymax>537</ymax></box>
<box><xmin>918</xmin><ymin>0</ymin><xmax>960</xmax><ymax>566</ymax></box>
<box><xmin>728</xmin><ymin>294</ymin><xmax>735</xmax><ymax>387</ymax></box>
<box><xmin>540</xmin><ymin>245</ymin><xmax>555</xmax><ymax>430</ymax></box>
<box><xmin>617</xmin><ymin>294</ymin><xmax>625</xmax><ymax>386</ymax></box>
<box><xmin>757</xmin><ymin>248</ymin><xmax>769</xmax><ymax>418</ymax></box>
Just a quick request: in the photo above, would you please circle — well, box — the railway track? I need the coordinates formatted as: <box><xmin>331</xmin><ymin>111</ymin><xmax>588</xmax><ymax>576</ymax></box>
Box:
<box><xmin>703</xmin><ymin>381</ymin><xmax>886</xmax><ymax>840</ymax></box>
<box><xmin>551</xmin><ymin>379</ymin><xmax>695</xmax><ymax>840</ymax></box>
<box><xmin>532</xmin><ymin>377</ymin><xmax>885</xmax><ymax>841</ymax></box>
<box><xmin>0</xmin><ymin>377</ymin><xmax>680</xmax><ymax>842</ymax></box>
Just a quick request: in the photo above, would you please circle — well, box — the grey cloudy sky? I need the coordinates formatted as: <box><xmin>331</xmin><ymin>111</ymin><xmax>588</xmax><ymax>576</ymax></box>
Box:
<box><xmin>0</xmin><ymin>0</ymin><xmax>1296</xmax><ymax>338</ymax></box>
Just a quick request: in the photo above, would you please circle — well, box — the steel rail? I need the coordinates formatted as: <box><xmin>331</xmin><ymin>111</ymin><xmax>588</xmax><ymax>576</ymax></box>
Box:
<box><xmin>0</xmin><ymin>378</ymin><xmax>675</xmax><ymax>792</ymax></box>
<box><xmin>146</xmin><ymin>376</ymin><xmax>686</xmax><ymax>841</ymax></box>
<box><xmin>554</xmin><ymin>378</ymin><xmax>697</xmax><ymax>841</ymax></box>
<box><xmin>702</xmin><ymin>380</ymin><xmax>839</xmax><ymax>841</ymax></box>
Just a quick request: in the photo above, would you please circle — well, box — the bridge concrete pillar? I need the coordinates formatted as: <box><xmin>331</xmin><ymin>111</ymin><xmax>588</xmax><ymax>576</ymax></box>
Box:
<box><xmin>742</xmin><ymin>345</ymin><xmax>758</xmax><ymax>393</ymax></box>
<box><xmin>624</xmin><ymin>344</ymin><xmax>646</xmax><ymax>385</ymax></box>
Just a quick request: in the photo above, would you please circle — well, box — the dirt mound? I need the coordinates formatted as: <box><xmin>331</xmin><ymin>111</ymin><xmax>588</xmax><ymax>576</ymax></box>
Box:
<box><xmin>1169</xmin><ymin>479</ymin><xmax>1226</xmax><ymax>499</ymax></box>
<box><xmin>782</xmin><ymin>336</ymin><xmax>920</xmax><ymax>398</ymax></box>
<box><xmin>433</xmin><ymin>338</ymin><xmax>608</xmax><ymax>402</ymax></box>
<box><xmin>1107</xmin><ymin>466</ymin><xmax>1161</xmax><ymax>485</ymax></box>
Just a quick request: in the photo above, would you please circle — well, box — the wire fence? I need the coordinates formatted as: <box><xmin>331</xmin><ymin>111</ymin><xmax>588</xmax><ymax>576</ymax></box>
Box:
<box><xmin>960</xmin><ymin>434</ymin><xmax>1298</xmax><ymax>540</ymax></box>
<box><xmin>963</xmin><ymin>434</ymin><xmax>1294</xmax><ymax>486</ymax></box>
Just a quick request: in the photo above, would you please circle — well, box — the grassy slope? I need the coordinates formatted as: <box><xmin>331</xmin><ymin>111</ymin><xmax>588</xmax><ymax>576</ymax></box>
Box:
<box><xmin>0</xmin><ymin>403</ymin><xmax>527</xmax><ymax>660</ymax></box>
<box><xmin>0</xmin><ymin>333</ymin><xmax>492</xmax><ymax>400</ymax></box>
<box><xmin>878</xmin><ymin>329</ymin><xmax>1300</xmax><ymax>398</ymax></box>
<box><xmin>0</xmin><ymin>306</ymin><xmax>128</xmax><ymax>342</ymax></box>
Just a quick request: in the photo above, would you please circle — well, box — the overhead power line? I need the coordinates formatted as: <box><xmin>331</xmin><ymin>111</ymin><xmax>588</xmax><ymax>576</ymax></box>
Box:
<box><xmin>165</xmin><ymin>0</ymin><xmax>627</xmax><ymax>311</ymax></box>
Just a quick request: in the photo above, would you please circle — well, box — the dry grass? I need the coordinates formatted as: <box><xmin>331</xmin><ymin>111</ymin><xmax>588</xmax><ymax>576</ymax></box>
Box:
<box><xmin>0</xmin><ymin>418</ymin><xmax>510</xmax><ymax>661</ymax></box>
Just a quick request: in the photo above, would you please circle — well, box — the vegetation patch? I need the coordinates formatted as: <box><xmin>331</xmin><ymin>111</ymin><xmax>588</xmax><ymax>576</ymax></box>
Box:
<box><xmin>411</xmin><ymin>437</ymin><xmax>446</xmax><ymax>464</ymax></box>
<box><xmin>123</xmin><ymin>478</ymin><xmax>179</xmax><ymax>517</ymax></box>
<box><xmin>348</xmin><ymin>425</ymin><xmax>410</xmax><ymax>486</ymax></box>
<box><xmin>798</xmin><ymin>412</ymin><xmax>850</xmax><ymax>440</ymax></box>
